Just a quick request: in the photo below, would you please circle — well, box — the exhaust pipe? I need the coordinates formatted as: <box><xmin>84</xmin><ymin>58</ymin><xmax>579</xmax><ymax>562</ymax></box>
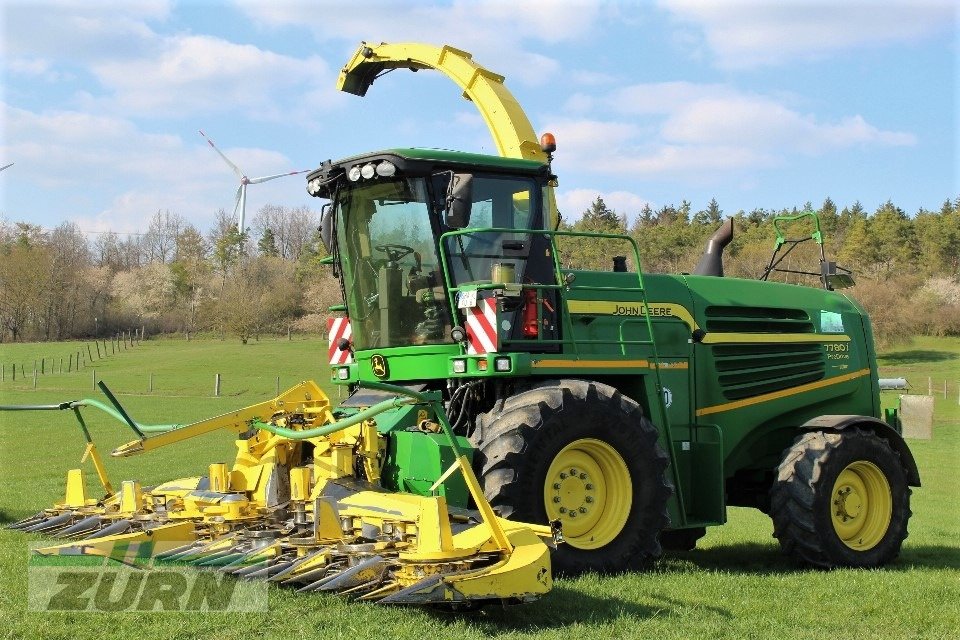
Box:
<box><xmin>692</xmin><ymin>217</ymin><xmax>734</xmax><ymax>277</ymax></box>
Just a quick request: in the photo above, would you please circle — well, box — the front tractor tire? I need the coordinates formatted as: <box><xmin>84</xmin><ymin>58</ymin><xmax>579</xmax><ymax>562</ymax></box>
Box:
<box><xmin>770</xmin><ymin>428</ymin><xmax>911</xmax><ymax>568</ymax></box>
<box><xmin>473</xmin><ymin>379</ymin><xmax>672</xmax><ymax>575</ymax></box>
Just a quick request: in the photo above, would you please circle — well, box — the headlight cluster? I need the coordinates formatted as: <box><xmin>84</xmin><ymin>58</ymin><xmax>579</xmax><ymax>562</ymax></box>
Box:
<box><xmin>308</xmin><ymin>160</ymin><xmax>397</xmax><ymax>196</ymax></box>
<box><xmin>348</xmin><ymin>160</ymin><xmax>396</xmax><ymax>182</ymax></box>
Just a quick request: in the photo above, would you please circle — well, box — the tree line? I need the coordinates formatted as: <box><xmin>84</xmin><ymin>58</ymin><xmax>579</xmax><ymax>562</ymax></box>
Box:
<box><xmin>0</xmin><ymin>206</ymin><xmax>339</xmax><ymax>344</ymax></box>
<box><xmin>1</xmin><ymin>195</ymin><xmax>957</xmax><ymax>347</ymax></box>
<box><xmin>559</xmin><ymin>195</ymin><xmax>960</xmax><ymax>346</ymax></box>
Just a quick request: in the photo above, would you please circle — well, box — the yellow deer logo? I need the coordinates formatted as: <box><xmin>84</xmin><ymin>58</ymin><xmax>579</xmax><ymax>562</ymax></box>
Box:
<box><xmin>370</xmin><ymin>354</ymin><xmax>388</xmax><ymax>379</ymax></box>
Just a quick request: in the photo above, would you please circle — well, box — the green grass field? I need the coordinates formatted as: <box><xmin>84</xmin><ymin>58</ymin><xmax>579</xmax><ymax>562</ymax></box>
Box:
<box><xmin>1</xmin><ymin>336</ymin><xmax>957</xmax><ymax>639</ymax></box>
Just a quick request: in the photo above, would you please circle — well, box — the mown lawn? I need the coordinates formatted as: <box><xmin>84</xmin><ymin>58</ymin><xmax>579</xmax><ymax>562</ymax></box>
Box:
<box><xmin>0</xmin><ymin>336</ymin><xmax>957</xmax><ymax>639</ymax></box>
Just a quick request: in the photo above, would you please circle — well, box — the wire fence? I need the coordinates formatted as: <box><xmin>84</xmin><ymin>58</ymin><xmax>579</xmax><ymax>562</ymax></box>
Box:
<box><xmin>0</xmin><ymin>330</ymin><xmax>143</xmax><ymax>388</ymax></box>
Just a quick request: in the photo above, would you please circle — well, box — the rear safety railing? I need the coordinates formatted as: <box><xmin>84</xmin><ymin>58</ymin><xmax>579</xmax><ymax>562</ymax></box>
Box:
<box><xmin>438</xmin><ymin>227</ymin><xmax>672</xmax><ymax>431</ymax></box>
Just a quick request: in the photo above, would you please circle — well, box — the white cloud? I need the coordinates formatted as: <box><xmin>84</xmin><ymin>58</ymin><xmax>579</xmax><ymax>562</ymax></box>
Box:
<box><xmin>235</xmin><ymin>0</ymin><xmax>601</xmax><ymax>86</ymax></box>
<box><xmin>1</xmin><ymin>103</ymin><xmax>313</xmax><ymax>229</ymax></box>
<box><xmin>88</xmin><ymin>35</ymin><xmax>337</xmax><ymax>119</ymax></box>
<box><xmin>660</xmin><ymin>94</ymin><xmax>916</xmax><ymax>152</ymax></box>
<box><xmin>660</xmin><ymin>0</ymin><xmax>956</xmax><ymax>69</ymax></box>
<box><xmin>3</xmin><ymin>1</ymin><xmax>169</xmax><ymax>62</ymax></box>
<box><xmin>546</xmin><ymin>82</ymin><xmax>914</xmax><ymax>182</ymax></box>
<box><xmin>5</xmin><ymin>57</ymin><xmax>65</xmax><ymax>82</ymax></box>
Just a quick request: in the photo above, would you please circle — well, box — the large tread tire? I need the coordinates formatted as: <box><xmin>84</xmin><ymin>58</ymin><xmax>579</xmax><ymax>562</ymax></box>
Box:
<box><xmin>770</xmin><ymin>428</ymin><xmax>911</xmax><ymax>568</ymax></box>
<box><xmin>472</xmin><ymin>379</ymin><xmax>672</xmax><ymax>575</ymax></box>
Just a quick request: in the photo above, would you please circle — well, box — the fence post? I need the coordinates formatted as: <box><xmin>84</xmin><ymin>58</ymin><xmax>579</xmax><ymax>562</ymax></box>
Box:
<box><xmin>928</xmin><ymin>376</ymin><xmax>932</xmax><ymax>395</ymax></box>
<box><xmin>215</xmin><ymin>373</ymin><xmax>221</xmax><ymax>397</ymax></box>
<box><xmin>149</xmin><ymin>373</ymin><xmax>153</xmax><ymax>393</ymax></box>
<box><xmin>111</xmin><ymin>337</ymin><xmax>116</xmax><ymax>355</ymax></box>
<box><xmin>68</xmin><ymin>354</ymin><xmax>73</xmax><ymax>373</ymax></box>
<box><xmin>41</xmin><ymin>358</ymin><xmax>45</xmax><ymax>375</ymax></box>
<box><xmin>87</xmin><ymin>344</ymin><xmax>93</xmax><ymax>361</ymax></box>
<box><xmin>96</xmin><ymin>341</ymin><xmax>101</xmax><ymax>359</ymax></box>
<box><xmin>59</xmin><ymin>357</ymin><xmax>63</xmax><ymax>373</ymax></box>
<box><xmin>1</xmin><ymin>364</ymin><xmax>4</xmax><ymax>381</ymax></box>
<box><xmin>33</xmin><ymin>368</ymin><xmax>37</xmax><ymax>389</ymax></box>
<box><xmin>92</xmin><ymin>369</ymin><xmax>96</xmax><ymax>391</ymax></box>
<box><xmin>944</xmin><ymin>380</ymin><xmax>948</xmax><ymax>399</ymax></box>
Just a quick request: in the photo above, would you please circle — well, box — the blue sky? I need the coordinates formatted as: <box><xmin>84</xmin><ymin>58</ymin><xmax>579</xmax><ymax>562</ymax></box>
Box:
<box><xmin>1</xmin><ymin>0</ymin><xmax>956</xmax><ymax>235</ymax></box>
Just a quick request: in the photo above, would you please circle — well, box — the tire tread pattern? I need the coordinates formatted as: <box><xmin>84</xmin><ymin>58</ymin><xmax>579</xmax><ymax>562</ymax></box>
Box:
<box><xmin>770</xmin><ymin>427</ymin><xmax>911</xmax><ymax>568</ymax></box>
<box><xmin>473</xmin><ymin>379</ymin><xmax>672</xmax><ymax>574</ymax></box>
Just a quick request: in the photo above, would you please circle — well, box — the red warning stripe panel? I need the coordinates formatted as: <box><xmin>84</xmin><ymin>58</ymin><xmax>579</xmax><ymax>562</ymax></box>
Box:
<box><xmin>327</xmin><ymin>317</ymin><xmax>353</xmax><ymax>364</ymax></box>
<box><xmin>465</xmin><ymin>298</ymin><xmax>497</xmax><ymax>355</ymax></box>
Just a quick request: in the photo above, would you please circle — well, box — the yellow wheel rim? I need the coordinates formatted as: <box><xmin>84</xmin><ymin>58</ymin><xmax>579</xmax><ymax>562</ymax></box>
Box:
<box><xmin>543</xmin><ymin>438</ymin><xmax>631</xmax><ymax>550</ymax></box>
<box><xmin>830</xmin><ymin>460</ymin><xmax>892</xmax><ymax>550</ymax></box>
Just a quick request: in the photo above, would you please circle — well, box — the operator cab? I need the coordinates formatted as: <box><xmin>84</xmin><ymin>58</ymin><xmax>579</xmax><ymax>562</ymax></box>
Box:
<box><xmin>307</xmin><ymin>149</ymin><xmax>558</xmax><ymax>352</ymax></box>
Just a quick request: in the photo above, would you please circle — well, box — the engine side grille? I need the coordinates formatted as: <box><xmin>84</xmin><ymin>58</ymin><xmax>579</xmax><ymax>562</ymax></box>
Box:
<box><xmin>704</xmin><ymin>305</ymin><xmax>814</xmax><ymax>334</ymax></box>
<box><xmin>711</xmin><ymin>343</ymin><xmax>826</xmax><ymax>401</ymax></box>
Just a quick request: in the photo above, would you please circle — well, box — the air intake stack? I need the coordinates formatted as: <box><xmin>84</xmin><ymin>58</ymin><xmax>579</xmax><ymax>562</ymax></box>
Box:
<box><xmin>693</xmin><ymin>218</ymin><xmax>734</xmax><ymax>277</ymax></box>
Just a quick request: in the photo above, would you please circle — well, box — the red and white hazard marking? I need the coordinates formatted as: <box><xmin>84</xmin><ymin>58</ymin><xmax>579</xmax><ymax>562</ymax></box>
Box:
<box><xmin>465</xmin><ymin>298</ymin><xmax>498</xmax><ymax>355</ymax></box>
<box><xmin>327</xmin><ymin>317</ymin><xmax>353</xmax><ymax>364</ymax></box>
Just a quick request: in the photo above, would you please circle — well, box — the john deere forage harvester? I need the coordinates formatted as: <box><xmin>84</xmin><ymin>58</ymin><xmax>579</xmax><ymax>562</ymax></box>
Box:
<box><xmin>5</xmin><ymin>42</ymin><xmax>918</xmax><ymax>607</ymax></box>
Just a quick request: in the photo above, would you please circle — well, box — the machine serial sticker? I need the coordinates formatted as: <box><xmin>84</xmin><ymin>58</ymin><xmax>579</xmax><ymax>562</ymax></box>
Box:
<box><xmin>820</xmin><ymin>310</ymin><xmax>845</xmax><ymax>333</ymax></box>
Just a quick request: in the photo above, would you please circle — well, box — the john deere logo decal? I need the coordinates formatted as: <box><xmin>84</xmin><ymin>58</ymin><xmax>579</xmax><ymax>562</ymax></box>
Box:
<box><xmin>371</xmin><ymin>354</ymin><xmax>389</xmax><ymax>379</ymax></box>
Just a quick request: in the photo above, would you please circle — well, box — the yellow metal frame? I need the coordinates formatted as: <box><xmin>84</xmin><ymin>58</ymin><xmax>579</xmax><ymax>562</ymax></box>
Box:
<box><xmin>339</xmin><ymin>41</ymin><xmax>559</xmax><ymax>228</ymax></box>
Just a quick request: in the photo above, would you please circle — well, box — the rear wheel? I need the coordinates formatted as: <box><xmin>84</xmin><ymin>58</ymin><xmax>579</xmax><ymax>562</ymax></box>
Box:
<box><xmin>770</xmin><ymin>428</ymin><xmax>911</xmax><ymax>568</ymax></box>
<box><xmin>473</xmin><ymin>379</ymin><xmax>672</xmax><ymax>575</ymax></box>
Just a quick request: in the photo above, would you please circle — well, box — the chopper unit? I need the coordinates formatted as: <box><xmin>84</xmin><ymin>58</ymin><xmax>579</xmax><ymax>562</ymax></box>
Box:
<box><xmin>5</xmin><ymin>42</ymin><xmax>918</xmax><ymax>606</ymax></box>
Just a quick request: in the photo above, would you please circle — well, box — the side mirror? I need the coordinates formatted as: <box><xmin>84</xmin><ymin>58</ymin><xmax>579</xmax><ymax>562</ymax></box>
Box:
<box><xmin>319</xmin><ymin>204</ymin><xmax>334</xmax><ymax>253</ymax></box>
<box><xmin>445</xmin><ymin>173</ymin><xmax>473</xmax><ymax>228</ymax></box>
<box><xmin>821</xmin><ymin>261</ymin><xmax>855</xmax><ymax>290</ymax></box>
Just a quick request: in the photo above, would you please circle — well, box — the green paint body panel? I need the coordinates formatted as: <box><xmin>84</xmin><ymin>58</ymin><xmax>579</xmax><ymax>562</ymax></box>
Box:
<box><xmin>322</xmin><ymin>153</ymin><xmax>912</xmax><ymax>534</ymax></box>
<box><xmin>381</xmin><ymin>431</ymin><xmax>473</xmax><ymax>507</ymax></box>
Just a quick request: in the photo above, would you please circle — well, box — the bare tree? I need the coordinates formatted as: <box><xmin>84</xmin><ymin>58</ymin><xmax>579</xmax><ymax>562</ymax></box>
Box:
<box><xmin>143</xmin><ymin>209</ymin><xmax>184</xmax><ymax>263</ymax></box>
<box><xmin>253</xmin><ymin>204</ymin><xmax>317</xmax><ymax>261</ymax></box>
<box><xmin>41</xmin><ymin>223</ymin><xmax>92</xmax><ymax>338</ymax></box>
<box><xmin>93</xmin><ymin>231</ymin><xmax>122</xmax><ymax>270</ymax></box>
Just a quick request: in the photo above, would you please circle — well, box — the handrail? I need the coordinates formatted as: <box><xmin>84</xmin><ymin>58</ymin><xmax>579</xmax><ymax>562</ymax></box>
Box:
<box><xmin>772</xmin><ymin>210</ymin><xmax>823</xmax><ymax>249</ymax></box>
<box><xmin>436</xmin><ymin>225</ymin><xmax>672</xmax><ymax>446</ymax></box>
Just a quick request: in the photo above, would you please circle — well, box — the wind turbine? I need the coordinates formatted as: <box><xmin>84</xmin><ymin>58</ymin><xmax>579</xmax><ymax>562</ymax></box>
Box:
<box><xmin>0</xmin><ymin>163</ymin><xmax>13</xmax><ymax>172</ymax></box>
<box><xmin>199</xmin><ymin>131</ymin><xmax>308</xmax><ymax>233</ymax></box>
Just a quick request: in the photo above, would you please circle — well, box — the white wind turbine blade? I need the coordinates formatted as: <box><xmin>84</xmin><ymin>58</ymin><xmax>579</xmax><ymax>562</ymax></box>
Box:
<box><xmin>0</xmin><ymin>163</ymin><xmax>13</xmax><ymax>172</ymax></box>
<box><xmin>232</xmin><ymin>185</ymin><xmax>244</xmax><ymax>220</ymax></box>
<box><xmin>248</xmin><ymin>169</ymin><xmax>310</xmax><ymax>184</ymax></box>
<box><xmin>199</xmin><ymin>130</ymin><xmax>244</xmax><ymax>180</ymax></box>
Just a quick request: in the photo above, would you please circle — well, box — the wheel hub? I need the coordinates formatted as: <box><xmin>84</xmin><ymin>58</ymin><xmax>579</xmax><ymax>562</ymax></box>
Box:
<box><xmin>556</xmin><ymin>471</ymin><xmax>591</xmax><ymax>513</ymax></box>
<box><xmin>834</xmin><ymin>485</ymin><xmax>863</xmax><ymax>521</ymax></box>
<box><xmin>543</xmin><ymin>438</ymin><xmax>631</xmax><ymax>550</ymax></box>
<box><xmin>830</xmin><ymin>460</ymin><xmax>892</xmax><ymax>550</ymax></box>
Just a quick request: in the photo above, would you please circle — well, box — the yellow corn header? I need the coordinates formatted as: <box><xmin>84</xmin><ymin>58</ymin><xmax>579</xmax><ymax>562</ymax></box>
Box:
<box><xmin>6</xmin><ymin>380</ymin><xmax>556</xmax><ymax>606</ymax></box>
